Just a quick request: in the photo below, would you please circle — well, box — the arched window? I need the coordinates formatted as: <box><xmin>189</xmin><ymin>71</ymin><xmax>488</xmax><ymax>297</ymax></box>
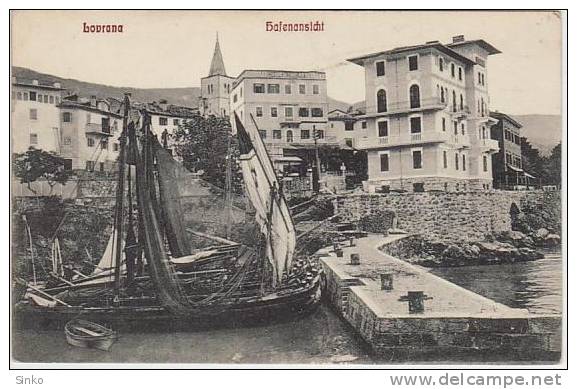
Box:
<box><xmin>451</xmin><ymin>63</ymin><xmax>455</xmax><ymax>78</ymax></box>
<box><xmin>377</xmin><ymin>89</ymin><xmax>387</xmax><ymax>113</ymax></box>
<box><xmin>452</xmin><ymin>90</ymin><xmax>457</xmax><ymax>112</ymax></box>
<box><xmin>481</xmin><ymin>98</ymin><xmax>486</xmax><ymax>116</ymax></box>
<box><xmin>286</xmin><ymin>130</ymin><xmax>293</xmax><ymax>143</ymax></box>
<box><xmin>440</xmin><ymin>87</ymin><xmax>445</xmax><ymax>103</ymax></box>
<box><xmin>459</xmin><ymin>94</ymin><xmax>464</xmax><ymax>110</ymax></box>
<box><xmin>409</xmin><ymin>84</ymin><xmax>420</xmax><ymax>108</ymax></box>
<box><xmin>462</xmin><ymin>154</ymin><xmax>466</xmax><ymax>171</ymax></box>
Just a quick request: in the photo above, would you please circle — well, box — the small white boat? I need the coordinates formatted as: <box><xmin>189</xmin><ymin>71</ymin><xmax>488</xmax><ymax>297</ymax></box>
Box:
<box><xmin>64</xmin><ymin>319</ymin><xmax>117</xmax><ymax>351</ymax></box>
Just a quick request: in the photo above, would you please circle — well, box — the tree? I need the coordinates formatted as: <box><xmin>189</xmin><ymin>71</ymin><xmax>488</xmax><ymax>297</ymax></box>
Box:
<box><xmin>543</xmin><ymin>142</ymin><xmax>562</xmax><ymax>187</ymax></box>
<box><xmin>520</xmin><ymin>137</ymin><xmax>544</xmax><ymax>180</ymax></box>
<box><xmin>13</xmin><ymin>147</ymin><xmax>74</xmax><ymax>195</ymax></box>
<box><xmin>171</xmin><ymin>115</ymin><xmax>243</xmax><ymax>193</ymax></box>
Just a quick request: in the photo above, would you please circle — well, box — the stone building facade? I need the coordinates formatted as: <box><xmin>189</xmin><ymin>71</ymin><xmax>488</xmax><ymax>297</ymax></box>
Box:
<box><xmin>199</xmin><ymin>36</ymin><xmax>235</xmax><ymax>117</ymax></box>
<box><xmin>347</xmin><ymin>35</ymin><xmax>501</xmax><ymax>193</ymax></box>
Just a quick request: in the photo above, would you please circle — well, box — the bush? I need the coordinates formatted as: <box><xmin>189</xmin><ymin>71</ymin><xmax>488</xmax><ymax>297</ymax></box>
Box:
<box><xmin>359</xmin><ymin>209</ymin><xmax>396</xmax><ymax>233</ymax></box>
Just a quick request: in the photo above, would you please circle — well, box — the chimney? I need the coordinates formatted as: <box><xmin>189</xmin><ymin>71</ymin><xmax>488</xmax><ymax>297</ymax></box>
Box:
<box><xmin>90</xmin><ymin>95</ymin><xmax>97</xmax><ymax>107</ymax></box>
<box><xmin>452</xmin><ymin>35</ymin><xmax>465</xmax><ymax>43</ymax></box>
<box><xmin>159</xmin><ymin>99</ymin><xmax>168</xmax><ymax>111</ymax></box>
<box><xmin>32</xmin><ymin>79</ymin><xmax>39</xmax><ymax>85</ymax></box>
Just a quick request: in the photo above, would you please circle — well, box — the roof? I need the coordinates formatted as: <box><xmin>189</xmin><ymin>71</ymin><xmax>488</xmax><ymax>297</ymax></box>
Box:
<box><xmin>232</xmin><ymin>69</ymin><xmax>326</xmax><ymax>88</ymax></box>
<box><xmin>347</xmin><ymin>41</ymin><xmax>476</xmax><ymax>66</ymax></box>
<box><xmin>12</xmin><ymin>78</ymin><xmax>64</xmax><ymax>91</ymax></box>
<box><xmin>58</xmin><ymin>97</ymin><xmax>122</xmax><ymax>118</ymax></box>
<box><xmin>490</xmin><ymin>111</ymin><xmax>522</xmax><ymax>128</ymax></box>
<box><xmin>135</xmin><ymin>101</ymin><xmax>199</xmax><ymax>118</ymax></box>
<box><xmin>447</xmin><ymin>39</ymin><xmax>501</xmax><ymax>55</ymax></box>
<box><xmin>208</xmin><ymin>35</ymin><xmax>227</xmax><ymax>76</ymax></box>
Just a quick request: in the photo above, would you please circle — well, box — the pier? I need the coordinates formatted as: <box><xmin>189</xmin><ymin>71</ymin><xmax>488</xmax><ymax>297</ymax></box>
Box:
<box><xmin>319</xmin><ymin>235</ymin><xmax>562</xmax><ymax>362</ymax></box>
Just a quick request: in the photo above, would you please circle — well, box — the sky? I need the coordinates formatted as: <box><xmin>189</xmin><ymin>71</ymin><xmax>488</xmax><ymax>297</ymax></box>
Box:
<box><xmin>11</xmin><ymin>10</ymin><xmax>562</xmax><ymax>115</ymax></box>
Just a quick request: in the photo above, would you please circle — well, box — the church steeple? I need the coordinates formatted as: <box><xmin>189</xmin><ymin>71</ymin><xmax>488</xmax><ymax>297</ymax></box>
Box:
<box><xmin>208</xmin><ymin>33</ymin><xmax>227</xmax><ymax>76</ymax></box>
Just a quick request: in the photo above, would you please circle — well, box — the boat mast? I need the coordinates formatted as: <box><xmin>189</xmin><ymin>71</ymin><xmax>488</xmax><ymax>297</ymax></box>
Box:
<box><xmin>224</xmin><ymin>129</ymin><xmax>233</xmax><ymax>239</ymax></box>
<box><xmin>113</xmin><ymin>93</ymin><xmax>130</xmax><ymax>297</ymax></box>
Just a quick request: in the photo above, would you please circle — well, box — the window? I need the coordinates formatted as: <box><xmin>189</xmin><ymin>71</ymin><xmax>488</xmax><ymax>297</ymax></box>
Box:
<box><xmin>23</xmin><ymin>92</ymin><xmax>29</xmax><ymax>101</ymax></box>
<box><xmin>253</xmin><ymin>83</ymin><xmax>265</xmax><ymax>93</ymax></box>
<box><xmin>43</xmin><ymin>95</ymin><xmax>48</xmax><ymax>103</ymax></box>
<box><xmin>361</xmin><ymin>121</ymin><xmax>367</xmax><ymax>129</ymax></box>
<box><xmin>514</xmin><ymin>134</ymin><xmax>520</xmax><ymax>145</ymax></box>
<box><xmin>478</xmin><ymin>72</ymin><xmax>482</xmax><ymax>85</ymax></box>
<box><xmin>271</xmin><ymin>107</ymin><xmax>278</xmax><ymax>117</ymax></box>
<box><xmin>63</xmin><ymin>112</ymin><xmax>72</xmax><ymax>122</ymax></box>
<box><xmin>451</xmin><ymin>63</ymin><xmax>455</xmax><ymax>78</ymax></box>
<box><xmin>313</xmin><ymin>85</ymin><xmax>320</xmax><ymax>95</ymax></box>
<box><xmin>345</xmin><ymin>122</ymin><xmax>354</xmax><ymax>131</ymax></box>
<box><xmin>258</xmin><ymin>130</ymin><xmax>267</xmax><ymax>139</ymax></box>
<box><xmin>299</xmin><ymin>84</ymin><xmax>306</xmax><ymax>94</ymax></box>
<box><xmin>29</xmin><ymin>109</ymin><xmax>37</xmax><ymax>120</ymax></box>
<box><xmin>286</xmin><ymin>130</ymin><xmax>294</xmax><ymax>142</ymax></box>
<box><xmin>55</xmin><ymin>96</ymin><xmax>60</xmax><ymax>104</ymax></box>
<box><xmin>458</xmin><ymin>67</ymin><xmax>463</xmax><ymax>81</ymax></box>
<box><xmin>483</xmin><ymin>155</ymin><xmax>488</xmax><ymax>172</ymax></box>
<box><xmin>380</xmin><ymin>153</ymin><xmax>389</xmax><ymax>172</ymax></box>
<box><xmin>29</xmin><ymin>133</ymin><xmax>38</xmax><ymax>145</ymax></box>
<box><xmin>412</xmin><ymin>150</ymin><xmax>422</xmax><ymax>169</ymax></box>
<box><xmin>285</xmin><ymin>107</ymin><xmax>293</xmax><ymax>117</ymax></box>
<box><xmin>408</xmin><ymin>55</ymin><xmax>418</xmax><ymax>71</ymax></box>
<box><xmin>159</xmin><ymin>117</ymin><xmax>168</xmax><ymax>125</ymax></box>
<box><xmin>439</xmin><ymin>57</ymin><xmax>444</xmax><ymax>72</ymax></box>
<box><xmin>267</xmin><ymin>84</ymin><xmax>280</xmax><ymax>94</ymax></box>
<box><xmin>311</xmin><ymin>108</ymin><xmax>323</xmax><ymax>117</ymax></box>
<box><xmin>49</xmin><ymin>95</ymin><xmax>54</xmax><ymax>104</ymax></box>
<box><xmin>410</xmin><ymin>116</ymin><xmax>421</xmax><ymax>133</ymax></box>
<box><xmin>460</xmin><ymin>94</ymin><xmax>464</xmax><ymax>110</ymax></box>
<box><xmin>453</xmin><ymin>121</ymin><xmax>458</xmax><ymax>135</ymax></box>
<box><xmin>409</xmin><ymin>84</ymin><xmax>420</xmax><ymax>108</ymax></box>
<box><xmin>63</xmin><ymin>136</ymin><xmax>71</xmax><ymax>145</ymax></box>
<box><xmin>461</xmin><ymin>123</ymin><xmax>465</xmax><ymax>135</ymax></box>
<box><xmin>298</xmin><ymin>108</ymin><xmax>309</xmax><ymax>117</ymax></box>
<box><xmin>173</xmin><ymin>119</ymin><xmax>179</xmax><ymax>125</ymax></box>
<box><xmin>99</xmin><ymin>162</ymin><xmax>105</xmax><ymax>172</ymax></box>
<box><xmin>285</xmin><ymin>84</ymin><xmax>292</xmax><ymax>94</ymax></box>
<box><xmin>87</xmin><ymin>138</ymin><xmax>95</xmax><ymax>147</ymax></box>
<box><xmin>300</xmin><ymin>129</ymin><xmax>310</xmax><ymax>139</ymax></box>
<box><xmin>86</xmin><ymin>161</ymin><xmax>95</xmax><ymax>172</ymax></box>
<box><xmin>378</xmin><ymin>120</ymin><xmax>388</xmax><ymax>137</ymax></box>
<box><xmin>256</xmin><ymin>107</ymin><xmax>263</xmax><ymax>117</ymax></box>
<box><xmin>29</xmin><ymin>91</ymin><xmax>37</xmax><ymax>101</ymax></box>
<box><xmin>442</xmin><ymin>117</ymin><xmax>446</xmax><ymax>131</ymax></box>
<box><xmin>63</xmin><ymin>159</ymin><xmax>72</xmax><ymax>170</ymax></box>
<box><xmin>455</xmin><ymin>153</ymin><xmax>459</xmax><ymax>170</ymax></box>
<box><xmin>38</xmin><ymin>94</ymin><xmax>43</xmax><ymax>103</ymax></box>
<box><xmin>273</xmin><ymin>130</ymin><xmax>282</xmax><ymax>139</ymax></box>
<box><xmin>452</xmin><ymin>90</ymin><xmax>457</xmax><ymax>112</ymax></box>
<box><xmin>440</xmin><ymin>87</ymin><xmax>445</xmax><ymax>103</ymax></box>
<box><xmin>376</xmin><ymin>61</ymin><xmax>385</xmax><ymax>77</ymax></box>
<box><xmin>443</xmin><ymin>150</ymin><xmax>447</xmax><ymax>168</ymax></box>
<box><xmin>233</xmin><ymin>94</ymin><xmax>238</xmax><ymax>103</ymax></box>
<box><xmin>462</xmin><ymin>154</ymin><xmax>466</xmax><ymax>171</ymax></box>
<box><xmin>113</xmin><ymin>143</ymin><xmax>119</xmax><ymax>152</ymax></box>
<box><xmin>315</xmin><ymin>130</ymin><xmax>325</xmax><ymax>139</ymax></box>
<box><xmin>345</xmin><ymin>138</ymin><xmax>353</xmax><ymax>147</ymax></box>
<box><xmin>101</xmin><ymin>140</ymin><xmax>108</xmax><ymax>150</ymax></box>
<box><xmin>17</xmin><ymin>92</ymin><xmax>22</xmax><ymax>100</ymax></box>
<box><xmin>377</xmin><ymin>89</ymin><xmax>387</xmax><ymax>112</ymax></box>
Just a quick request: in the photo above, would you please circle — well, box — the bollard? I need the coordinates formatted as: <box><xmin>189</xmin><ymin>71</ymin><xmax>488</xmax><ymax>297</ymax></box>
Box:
<box><xmin>349</xmin><ymin>237</ymin><xmax>355</xmax><ymax>247</ymax></box>
<box><xmin>350</xmin><ymin>253</ymin><xmax>360</xmax><ymax>265</ymax></box>
<box><xmin>333</xmin><ymin>242</ymin><xmax>340</xmax><ymax>252</ymax></box>
<box><xmin>335</xmin><ymin>248</ymin><xmax>343</xmax><ymax>258</ymax></box>
<box><xmin>399</xmin><ymin>291</ymin><xmax>432</xmax><ymax>314</ymax></box>
<box><xmin>380</xmin><ymin>273</ymin><xmax>393</xmax><ymax>290</ymax></box>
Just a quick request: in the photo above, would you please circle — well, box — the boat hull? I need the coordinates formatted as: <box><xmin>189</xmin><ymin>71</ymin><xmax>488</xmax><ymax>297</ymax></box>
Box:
<box><xmin>14</xmin><ymin>277</ymin><xmax>322</xmax><ymax>331</ymax></box>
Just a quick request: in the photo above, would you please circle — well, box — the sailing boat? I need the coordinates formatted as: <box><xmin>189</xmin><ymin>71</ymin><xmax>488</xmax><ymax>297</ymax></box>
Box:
<box><xmin>14</xmin><ymin>94</ymin><xmax>323</xmax><ymax>329</ymax></box>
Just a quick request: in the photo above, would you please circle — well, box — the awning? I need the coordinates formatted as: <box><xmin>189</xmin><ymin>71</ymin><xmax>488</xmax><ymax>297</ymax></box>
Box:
<box><xmin>273</xmin><ymin>156</ymin><xmax>303</xmax><ymax>163</ymax></box>
<box><xmin>507</xmin><ymin>164</ymin><xmax>523</xmax><ymax>172</ymax></box>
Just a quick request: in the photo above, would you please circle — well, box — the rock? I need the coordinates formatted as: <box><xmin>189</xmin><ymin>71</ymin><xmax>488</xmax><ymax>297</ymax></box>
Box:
<box><xmin>544</xmin><ymin>234</ymin><xmax>561</xmax><ymax>247</ymax></box>
<box><xmin>518</xmin><ymin>247</ymin><xmax>545</xmax><ymax>261</ymax></box>
<box><xmin>535</xmin><ymin>228</ymin><xmax>549</xmax><ymax>239</ymax></box>
<box><xmin>496</xmin><ymin>230</ymin><xmax>530</xmax><ymax>247</ymax></box>
<box><xmin>441</xmin><ymin>244</ymin><xmax>466</xmax><ymax>261</ymax></box>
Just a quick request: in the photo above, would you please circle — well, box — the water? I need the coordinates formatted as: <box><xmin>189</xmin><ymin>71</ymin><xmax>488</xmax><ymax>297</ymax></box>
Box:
<box><xmin>431</xmin><ymin>254</ymin><xmax>563</xmax><ymax>315</ymax></box>
<box><xmin>12</xmin><ymin>255</ymin><xmax>562</xmax><ymax>364</ymax></box>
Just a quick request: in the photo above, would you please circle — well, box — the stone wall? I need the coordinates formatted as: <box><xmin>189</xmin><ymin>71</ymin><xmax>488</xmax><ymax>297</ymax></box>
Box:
<box><xmin>335</xmin><ymin>191</ymin><xmax>561</xmax><ymax>243</ymax></box>
<box><xmin>365</xmin><ymin>177</ymin><xmax>492</xmax><ymax>193</ymax></box>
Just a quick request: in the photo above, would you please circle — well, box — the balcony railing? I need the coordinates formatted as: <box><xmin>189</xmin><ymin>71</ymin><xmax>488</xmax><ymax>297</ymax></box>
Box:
<box><xmin>265</xmin><ymin>135</ymin><xmax>339</xmax><ymax>146</ymax></box>
<box><xmin>85</xmin><ymin>122</ymin><xmax>112</xmax><ymax>136</ymax></box>
<box><xmin>356</xmin><ymin>131</ymin><xmax>448</xmax><ymax>150</ymax></box>
<box><xmin>477</xmin><ymin>138</ymin><xmax>500</xmax><ymax>151</ymax></box>
<box><xmin>365</xmin><ymin>97</ymin><xmax>447</xmax><ymax>117</ymax></box>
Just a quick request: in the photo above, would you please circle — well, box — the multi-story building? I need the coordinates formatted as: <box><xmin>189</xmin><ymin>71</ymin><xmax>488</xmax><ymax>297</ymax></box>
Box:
<box><xmin>328</xmin><ymin>109</ymin><xmax>368</xmax><ymax>148</ymax></box>
<box><xmin>347</xmin><ymin>35</ymin><xmax>501</xmax><ymax>192</ymax></box>
<box><xmin>230</xmin><ymin>69</ymin><xmax>335</xmax><ymax>173</ymax></box>
<box><xmin>199</xmin><ymin>36</ymin><xmax>235</xmax><ymax>117</ymax></box>
<box><xmin>137</xmin><ymin>99</ymin><xmax>199</xmax><ymax>141</ymax></box>
<box><xmin>11</xmin><ymin>77</ymin><xmax>64</xmax><ymax>154</ymax></box>
<box><xmin>58</xmin><ymin>94</ymin><xmax>123</xmax><ymax>171</ymax></box>
<box><xmin>489</xmin><ymin>111</ymin><xmax>533</xmax><ymax>188</ymax></box>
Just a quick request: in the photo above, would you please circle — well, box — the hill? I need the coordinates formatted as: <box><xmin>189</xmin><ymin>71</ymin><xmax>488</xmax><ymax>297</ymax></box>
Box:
<box><xmin>12</xmin><ymin>66</ymin><xmax>201</xmax><ymax>107</ymax></box>
<box><xmin>512</xmin><ymin>114</ymin><xmax>562</xmax><ymax>156</ymax></box>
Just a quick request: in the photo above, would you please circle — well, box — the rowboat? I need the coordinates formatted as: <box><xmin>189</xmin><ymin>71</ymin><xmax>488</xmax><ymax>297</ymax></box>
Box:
<box><xmin>64</xmin><ymin>319</ymin><xmax>118</xmax><ymax>351</ymax></box>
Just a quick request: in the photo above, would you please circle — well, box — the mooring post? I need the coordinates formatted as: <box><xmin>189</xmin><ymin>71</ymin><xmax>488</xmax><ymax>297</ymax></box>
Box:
<box><xmin>380</xmin><ymin>273</ymin><xmax>393</xmax><ymax>290</ymax></box>
<box><xmin>350</xmin><ymin>253</ymin><xmax>360</xmax><ymax>265</ymax></box>
<box><xmin>349</xmin><ymin>237</ymin><xmax>355</xmax><ymax>247</ymax></box>
<box><xmin>399</xmin><ymin>291</ymin><xmax>432</xmax><ymax>314</ymax></box>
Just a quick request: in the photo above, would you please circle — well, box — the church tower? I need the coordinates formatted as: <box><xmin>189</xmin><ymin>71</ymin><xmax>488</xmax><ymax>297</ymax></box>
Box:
<box><xmin>199</xmin><ymin>34</ymin><xmax>235</xmax><ymax>117</ymax></box>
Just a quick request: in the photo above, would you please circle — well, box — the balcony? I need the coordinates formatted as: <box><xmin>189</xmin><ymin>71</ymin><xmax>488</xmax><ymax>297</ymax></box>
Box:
<box><xmin>477</xmin><ymin>138</ymin><xmax>500</xmax><ymax>153</ymax></box>
<box><xmin>362</xmin><ymin>97</ymin><xmax>448</xmax><ymax>118</ymax></box>
<box><xmin>449</xmin><ymin>105</ymin><xmax>471</xmax><ymax>120</ymax></box>
<box><xmin>265</xmin><ymin>135</ymin><xmax>340</xmax><ymax>148</ymax></box>
<box><xmin>85</xmin><ymin>122</ymin><xmax>112</xmax><ymax>137</ymax></box>
<box><xmin>356</xmin><ymin>131</ymin><xmax>449</xmax><ymax>150</ymax></box>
